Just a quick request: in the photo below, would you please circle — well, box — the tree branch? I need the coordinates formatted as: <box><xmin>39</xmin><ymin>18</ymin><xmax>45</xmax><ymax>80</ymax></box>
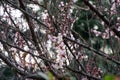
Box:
<box><xmin>4</xmin><ymin>0</ymin><xmax>49</xmax><ymax>29</ymax></box>
<box><xmin>65</xmin><ymin>66</ymin><xmax>101</xmax><ymax>80</ymax></box>
<box><xmin>82</xmin><ymin>0</ymin><xmax>120</xmax><ymax>38</ymax></box>
<box><xmin>63</xmin><ymin>36</ymin><xmax>120</xmax><ymax>65</ymax></box>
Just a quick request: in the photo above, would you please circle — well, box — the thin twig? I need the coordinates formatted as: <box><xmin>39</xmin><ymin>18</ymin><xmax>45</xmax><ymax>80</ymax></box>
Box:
<box><xmin>63</xmin><ymin>36</ymin><xmax>120</xmax><ymax>65</ymax></box>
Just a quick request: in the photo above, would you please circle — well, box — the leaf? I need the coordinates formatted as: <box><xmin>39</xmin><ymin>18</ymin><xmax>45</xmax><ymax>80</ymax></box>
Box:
<box><xmin>104</xmin><ymin>74</ymin><xmax>115</xmax><ymax>80</ymax></box>
<box><xmin>47</xmin><ymin>71</ymin><xmax>54</xmax><ymax>80</ymax></box>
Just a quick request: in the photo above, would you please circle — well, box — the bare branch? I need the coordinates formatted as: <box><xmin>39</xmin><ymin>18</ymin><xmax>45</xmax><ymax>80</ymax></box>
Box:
<box><xmin>63</xmin><ymin>36</ymin><xmax>120</xmax><ymax>65</ymax></box>
<box><xmin>81</xmin><ymin>0</ymin><xmax>120</xmax><ymax>38</ymax></box>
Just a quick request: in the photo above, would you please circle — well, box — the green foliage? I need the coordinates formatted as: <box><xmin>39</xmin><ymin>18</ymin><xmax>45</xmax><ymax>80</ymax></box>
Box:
<box><xmin>0</xmin><ymin>65</ymin><xmax>48</xmax><ymax>80</ymax></box>
<box><xmin>70</xmin><ymin>76</ymin><xmax>76</xmax><ymax>80</ymax></box>
<box><xmin>72</xmin><ymin>10</ymin><xmax>102</xmax><ymax>40</ymax></box>
<box><xmin>0</xmin><ymin>66</ymin><xmax>18</xmax><ymax>80</ymax></box>
<box><xmin>72</xmin><ymin>0</ymin><xmax>120</xmax><ymax>78</ymax></box>
<box><xmin>101</xmin><ymin>0</ymin><xmax>110</xmax><ymax>8</ymax></box>
<box><xmin>47</xmin><ymin>71</ymin><xmax>54</xmax><ymax>80</ymax></box>
<box><xmin>104</xmin><ymin>74</ymin><xmax>115</xmax><ymax>80</ymax></box>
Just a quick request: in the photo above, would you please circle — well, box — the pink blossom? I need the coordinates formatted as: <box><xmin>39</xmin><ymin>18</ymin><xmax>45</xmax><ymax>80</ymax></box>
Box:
<box><xmin>91</xmin><ymin>29</ymin><xmax>101</xmax><ymax>36</ymax></box>
<box><xmin>117</xmin><ymin>26</ymin><xmax>120</xmax><ymax>31</ymax></box>
<box><xmin>102</xmin><ymin>33</ymin><xmax>109</xmax><ymax>39</ymax></box>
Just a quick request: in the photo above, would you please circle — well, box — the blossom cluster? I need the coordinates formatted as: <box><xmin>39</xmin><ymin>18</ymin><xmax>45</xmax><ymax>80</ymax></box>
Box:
<box><xmin>91</xmin><ymin>27</ymin><xmax>115</xmax><ymax>39</ymax></box>
<box><xmin>41</xmin><ymin>1</ymin><xmax>76</xmax><ymax>69</ymax></box>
